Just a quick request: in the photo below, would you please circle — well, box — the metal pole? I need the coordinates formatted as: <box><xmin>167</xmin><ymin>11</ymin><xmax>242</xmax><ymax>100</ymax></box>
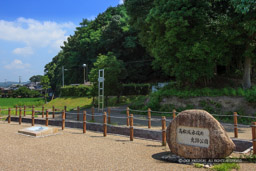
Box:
<box><xmin>83</xmin><ymin>66</ymin><xmax>85</xmax><ymax>84</ymax></box>
<box><xmin>62</xmin><ymin>66</ymin><xmax>64</xmax><ymax>87</ymax></box>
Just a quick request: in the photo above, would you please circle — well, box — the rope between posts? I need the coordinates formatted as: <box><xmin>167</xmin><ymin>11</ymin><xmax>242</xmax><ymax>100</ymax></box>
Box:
<box><xmin>129</xmin><ymin>109</ymin><xmax>147</xmax><ymax>113</ymax></box>
<box><xmin>238</xmin><ymin>115</ymin><xmax>256</xmax><ymax>119</ymax></box>
<box><xmin>86</xmin><ymin>113</ymin><xmax>103</xmax><ymax>117</ymax></box>
<box><xmin>211</xmin><ymin>114</ymin><xmax>234</xmax><ymax>117</ymax></box>
<box><xmin>150</xmin><ymin>110</ymin><xmax>172</xmax><ymax>114</ymax></box>
<box><xmin>110</xmin><ymin>108</ymin><xmax>126</xmax><ymax>112</ymax></box>
<box><xmin>108</xmin><ymin>116</ymin><xmax>127</xmax><ymax>119</ymax></box>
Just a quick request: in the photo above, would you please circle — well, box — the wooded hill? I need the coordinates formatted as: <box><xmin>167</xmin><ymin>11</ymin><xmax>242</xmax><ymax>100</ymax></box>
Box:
<box><xmin>45</xmin><ymin>0</ymin><xmax>256</xmax><ymax>94</ymax></box>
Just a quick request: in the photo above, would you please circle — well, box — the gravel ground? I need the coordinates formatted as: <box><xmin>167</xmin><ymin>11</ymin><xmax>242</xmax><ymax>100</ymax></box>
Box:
<box><xmin>1</xmin><ymin>121</ymin><xmax>256</xmax><ymax>171</ymax></box>
<box><xmin>0</xmin><ymin>122</ymin><xmax>203</xmax><ymax>171</ymax></box>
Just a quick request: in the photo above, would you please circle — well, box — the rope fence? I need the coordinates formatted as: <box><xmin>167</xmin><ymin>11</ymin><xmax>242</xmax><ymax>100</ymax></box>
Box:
<box><xmin>1</xmin><ymin>105</ymin><xmax>256</xmax><ymax>154</ymax></box>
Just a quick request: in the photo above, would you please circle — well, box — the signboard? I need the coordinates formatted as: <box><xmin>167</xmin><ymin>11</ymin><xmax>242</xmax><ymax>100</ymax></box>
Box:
<box><xmin>176</xmin><ymin>126</ymin><xmax>210</xmax><ymax>148</ymax></box>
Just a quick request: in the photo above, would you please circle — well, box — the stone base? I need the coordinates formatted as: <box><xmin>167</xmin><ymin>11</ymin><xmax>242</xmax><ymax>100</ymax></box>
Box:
<box><xmin>18</xmin><ymin>126</ymin><xmax>58</xmax><ymax>137</ymax></box>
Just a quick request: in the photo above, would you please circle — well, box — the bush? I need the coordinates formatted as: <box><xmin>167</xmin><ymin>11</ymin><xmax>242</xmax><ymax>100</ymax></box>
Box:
<box><xmin>13</xmin><ymin>87</ymin><xmax>41</xmax><ymax>98</ymax></box>
<box><xmin>60</xmin><ymin>85</ymin><xmax>92</xmax><ymax>97</ymax></box>
<box><xmin>122</xmin><ymin>83</ymin><xmax>151</xmax><ymax>95</ymax></box>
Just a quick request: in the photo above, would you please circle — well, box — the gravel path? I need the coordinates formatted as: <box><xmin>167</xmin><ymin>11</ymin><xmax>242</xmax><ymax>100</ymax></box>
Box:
<box><xmin>0</xmin><ymin>122</ymin><xmax>204</xmax><ymax>171</ymax></box>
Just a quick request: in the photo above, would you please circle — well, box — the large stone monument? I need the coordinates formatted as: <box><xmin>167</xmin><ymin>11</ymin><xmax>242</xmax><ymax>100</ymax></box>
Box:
<box><xmin>167</xmin><ymin>110</ymin><xmax>235</xmax><ymax>158</ymax></box>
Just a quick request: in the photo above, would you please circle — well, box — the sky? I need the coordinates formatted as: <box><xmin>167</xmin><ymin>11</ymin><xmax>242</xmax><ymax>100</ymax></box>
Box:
<box><xmin>0</xmin><ymin>0</ymin><xmax>123</xmax><ymax>82</ymax></box>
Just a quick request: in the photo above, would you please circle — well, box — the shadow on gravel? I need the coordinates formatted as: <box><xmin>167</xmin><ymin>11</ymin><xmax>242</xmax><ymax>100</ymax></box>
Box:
<box><xmin>152</xmin><ymin>152</ymin><xmax>172</xmax><ymax>163</ymax></box>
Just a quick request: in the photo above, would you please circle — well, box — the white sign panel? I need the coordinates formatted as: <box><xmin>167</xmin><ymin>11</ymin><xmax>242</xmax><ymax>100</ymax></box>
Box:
<box><xmin>176</xmin><ymin>126</ymin><xmax>210</xmax><ymax>148</ymax></box>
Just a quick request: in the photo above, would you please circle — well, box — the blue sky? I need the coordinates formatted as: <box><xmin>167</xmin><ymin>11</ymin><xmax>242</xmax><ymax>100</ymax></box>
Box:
<box><xmin>0</xmin><ymin>0</ymin><xmax>123</xmax><ymax>82</ymax></box>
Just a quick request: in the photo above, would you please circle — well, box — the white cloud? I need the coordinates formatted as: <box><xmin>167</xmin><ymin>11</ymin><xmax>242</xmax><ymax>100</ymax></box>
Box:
<box><xmin>0</xmin><ymin>17</ymin><xmax>76</xmax><ymax>51</ymax></box>
<box><xmin>119</xmin><ymin>0</ymin><xmax>124</xmax><ymax>4</ymax></box>
<box><xmin>13</xmin><ymin>46</ymin><xmax>34</xmax><ymax>56</ymax></box>
<box><xmin>4</xmin><ymin>59</ymin><xmax>30</xmax><ymax>69</ymax></box>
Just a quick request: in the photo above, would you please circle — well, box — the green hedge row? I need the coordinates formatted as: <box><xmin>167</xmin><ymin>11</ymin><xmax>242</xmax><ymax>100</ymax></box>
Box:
<box><xmin>60</xmin><ymin>85</ymin><xmax>92</xmax><ymax>97</ymax></box>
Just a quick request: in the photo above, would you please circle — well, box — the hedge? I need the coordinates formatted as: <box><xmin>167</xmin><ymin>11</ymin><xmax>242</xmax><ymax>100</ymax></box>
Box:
<box><xmin>60</xmin><ymin>85</ymin><xmax>92</xmax><ymax>97</ymax></box>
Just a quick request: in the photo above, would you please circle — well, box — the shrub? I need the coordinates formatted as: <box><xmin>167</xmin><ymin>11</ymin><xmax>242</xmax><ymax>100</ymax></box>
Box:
<box><xmin>60</xmin><ymin>85</ymin><xmax>92</xmax><ymax>97</ymax></box>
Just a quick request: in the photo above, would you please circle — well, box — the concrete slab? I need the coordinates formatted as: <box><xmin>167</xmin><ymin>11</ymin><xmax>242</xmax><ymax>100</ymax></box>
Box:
<box><xmin>18</xmin><ymin>126</ymin><xmax>58</xmax><ymax>137</ymax></box>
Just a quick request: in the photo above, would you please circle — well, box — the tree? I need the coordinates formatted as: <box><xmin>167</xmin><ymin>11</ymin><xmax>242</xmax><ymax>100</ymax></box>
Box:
<box><xmin>40</xmin><ymin>76</ymin><xmax>51</xmax><ymax>103</ymax></box>
<box><xmin>89</xmin><ymin>52</ymin><xmax>126</xmax><ymax>106</ymax></box>
<box><xmin>230</xmin><ymin>0</ymin><xmax>256</xmax><ymax>89</ymax></box>
<box><xmin>29</xmin><ymin>75</ymin><xmax>43</xmax><ymax>84</ymax></box>
<box><xmin>126</xmin><ymin>0</ymin><xmax>220</xmax><ymax>86</ymax></box>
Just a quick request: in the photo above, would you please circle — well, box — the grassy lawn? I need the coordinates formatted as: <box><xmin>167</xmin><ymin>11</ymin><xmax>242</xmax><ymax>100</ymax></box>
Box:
<box><xmin>44</xmin><ymin>97</ymin><xmax>93</xmax><ymax>111</ymax></box>
<box><xmin>0</xmin><ymin>98</ymin><xmax>44</xmax><ymax>116</ymax></box>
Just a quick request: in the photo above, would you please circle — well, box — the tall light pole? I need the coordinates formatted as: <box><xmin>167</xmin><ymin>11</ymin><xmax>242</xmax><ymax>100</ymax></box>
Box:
<box><xmin>62</xmin><ymin>66</ymin><xmax>68</xmax><ymax>87</ymax></box>
<box><xmin>83</xmin><ymin>64</ymin><xmax>86</xmax><ymax>84</ymax></box>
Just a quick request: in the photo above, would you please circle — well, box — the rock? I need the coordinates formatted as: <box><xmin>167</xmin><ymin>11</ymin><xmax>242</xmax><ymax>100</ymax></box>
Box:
<box><xmin>166</xmin><ymin>110</ymin><xmax>235</xmax><ymax>158</ymax></box>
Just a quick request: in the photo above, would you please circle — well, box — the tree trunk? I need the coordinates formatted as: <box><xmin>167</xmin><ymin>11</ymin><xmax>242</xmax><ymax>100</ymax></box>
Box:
<box><xmin>242</xmin><ymin>56</ymin><xmax>252</xmax><ymax>89</ymax></box>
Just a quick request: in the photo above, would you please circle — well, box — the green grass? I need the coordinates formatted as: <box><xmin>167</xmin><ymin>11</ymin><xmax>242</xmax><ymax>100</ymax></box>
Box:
<box><xmin>0</xmin><ymin>98</ymin><xmax>44</xmax><ymax>108</ymax></box>
<box><xmin>0</xmin><ymin>98</ymin><xmax>44</xmax><ymax>116</ymax></box>
<box><xmin>211</xmin><ymin>163</ymin><xmax>240</xmax><ymax>171</ymax></box>
<box><xmin>44</xmin><ymin>97</ymin><xmax>93</xmax><ymax>111</ymax></box>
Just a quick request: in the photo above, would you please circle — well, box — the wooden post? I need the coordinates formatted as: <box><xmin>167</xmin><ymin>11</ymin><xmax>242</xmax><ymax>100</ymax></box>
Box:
<box><xmin>64</xmin><ymin>106</ymin><xmax>67</xmax><ymax>119</ymax></box>
<box><xmin>19</xmin><ymin>107</ymin><xmax>22</xmax><ymax>125</ymax></box>
<box><xmin>46</xmin><ymin>110</ymin><xmax>49</xmax><ymax>126</ymax></box>
<box><xmin>52</xmin><ymin>106</ymin><xmax>55</xmax><ymax>118</ymax></box>
<box><xmin>42</xmin><ymin>106</ymin><xmax>44</xmax><ymax>118</ymax></box>
<box><xmin>252</xmin><ymin>122</ymin><xmax>256</xmax><ymax>155</ymax></box>
<box><xmin>172</xmin><ymin>109</ymin><xmax>176</xmax><ymax>119</ymax></box>
<box><xmin>83</xmin><ymin>111</ymin><xmax>86</xmax><ymax>134</ymax></box>
<box><xmin>148</xmin><ymin>108</ymin><xmax>151</xmax><ymax>129</ymax></box>
<box><xmin>32</xmin><ymin>105</ymin><xmax>35</xmax><ymax>126</ymax></box>
<box><xmin>77</xmin><ymin>106</ymin><xmax>80</xmax><ymax>121</ymax></box>
<box><xmin>233</xmin><ymin>112</ymin><xmax>238</xmax><ymax>138</ymax></box>
<box><xmin>8</xmin><ymin>108</ymin><xmax>11</xmax><ymax>123</ymax></box>
<box><xmin>15</xmin><ymin>105</ymin><xmax>18</xmax><ymax>116</ymax></box>
<box><xmin>24</xmin><ymin>105</ymin><xmax>26</xmax><ymax>116</ymax></box>
<box><xmin>130</xmin><ymin>114</ymin><xmax>134</xmax><ymax>141</ymax></box>
<box><xmin>162</xmin><ymin>116</ymin><xmax>166</xmax><ymax>146</ymax></box>
<box><xmin>62</xmin><ymin>111</ymin><xmax>65</xmax><ymax>130</ymax></box>
<box><xmin>91</xmin><ymin>107</ymin><xmax>95</xmax><ymax>121</ymax></box>
<box><xmin>108</xmin><ymin>107</ymin><xmax>111</xmax><ymax>124</ymax></box>
<box><xmin>103</xmin><ymin>112</ymin><xmax>107</xmax><ymax>137</ymax></box>
<box><xmin>126</xmin><ymin>107</ymin><xmax>130</xmax><ymax>126</ymax></box>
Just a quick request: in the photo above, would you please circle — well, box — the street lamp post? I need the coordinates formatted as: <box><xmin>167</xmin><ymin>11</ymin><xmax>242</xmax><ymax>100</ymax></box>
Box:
<box><xmin>83</xmin><ymin>64</ymin><xmax>86</xmax><ymax>84</ymax></box>
<box><xmin>62</xmin><ymin>66</ymin><xmax>68</xmax><ymax>87</ymax></box>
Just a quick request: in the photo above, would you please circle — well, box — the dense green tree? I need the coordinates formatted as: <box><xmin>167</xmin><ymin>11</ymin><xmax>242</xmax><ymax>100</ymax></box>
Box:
<box><xmin>89</xmin><ymin>52</ymin><xmax>126</xmax><ymax>106</ymax></box>
<box><xmin>29</xmin><ymin>75</ymin><xmax>43</xmax><ymax>83</ymax></box>
<box><xmin>45</xmin><ymin>5</ymin><xmax>164</xmax><ymax>95</ymax></box>
<box><xmin>40</xmin><ymin>76</ymin><xmax>51</xmax><ymax>103</ymax></box>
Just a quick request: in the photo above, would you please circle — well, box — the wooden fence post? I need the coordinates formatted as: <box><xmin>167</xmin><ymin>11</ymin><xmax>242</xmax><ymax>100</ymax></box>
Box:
<box><xmin>32</xmin><ymin>105</ymin><xmax>35</xmax><ymax>126</ymax></box>
<box><xmin>15</xmin><ymin>105</ymin><xmax>18</xmax><ymax>116</ymax></box>
<box><xmin>108</xmin><ymin>107</ymin><xmax>111</xmax><ymax>124</ymax></box>
<box><xmin>8</xmin><ymin>108</ymin><xmax>11</xmax><ymax>123</ymax></box>
<box><xmin>130</xmin><ymin>114</ymin><xmax>134</xmax><ymax>141</ymax></box>
<box><xmin>233</xmin><ymin>112</ymin><xmax>238</xmax><ymax>138</ymax></box>
<box><xmin>172</xmin><ymin>109</ymin><xmax>176</xmax><ymax>119</ymax></box>
<box><xmin>19</xmin><ymin>107</ymin><xmax>22</xmax><ymax>125</ymax></box>
<box><xmin>24</xmin><ymin>105</ymin><xmax>26</xmax><ymax>116</ymax></box>
<box><xmin>83</xmin><ymin>111</ymin><xmax>86</xmax><ymax>134</ymax></box>
<box><xmin>103</xmin><ymin>112</ymin><xmax>107</xmax><ymax>137</ymax></box>
<box><xmin>46</xmin><ymin>110</ymin><xmax>49</xmax><ymax>126</ymax></box>
<box><xmin>91</xmin><ymin>107</ymin><xmax>95</xmax><ymax>121</ymax></box>
<box><xmin>77</xmin><ymin>106</ymin><xmax>80</xmax><ymax>121</ymax></box>
<box><xmin>252</xmin><ymin>122</ymin><xmax>256</xmax><ymax>155</ymax></box>
<box><xmin>52</xmin><ymin>106</ymin><xmax>55</xmax><ymax>118</ymax></box>
<box><xmin>42</xmin><ymin>106</ymin><xmax>44</xmax><ymax>118</ymax></box>
<box><xmin>62</xmin><ymin>111</ymin><xmax>65</xmax><ymax>130</ymax></box>
<box><xmin>162</xmin><ymin>116</ymin><xmax>166</xmax><ymax>146</ymax></box>
<box><xmin>126</xmin><ymin>107</ymin><xmax>130</xmax><ymax>126</ymax></box>
<box><xmin>148</xmin><ymin>108</ymin><xmax>151</xmax><ymax>129</ymax></box>
<box><xmin>64</xmin><ymin>106</ymin><xmax>67</xmax><ymax>119</ymax></box>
